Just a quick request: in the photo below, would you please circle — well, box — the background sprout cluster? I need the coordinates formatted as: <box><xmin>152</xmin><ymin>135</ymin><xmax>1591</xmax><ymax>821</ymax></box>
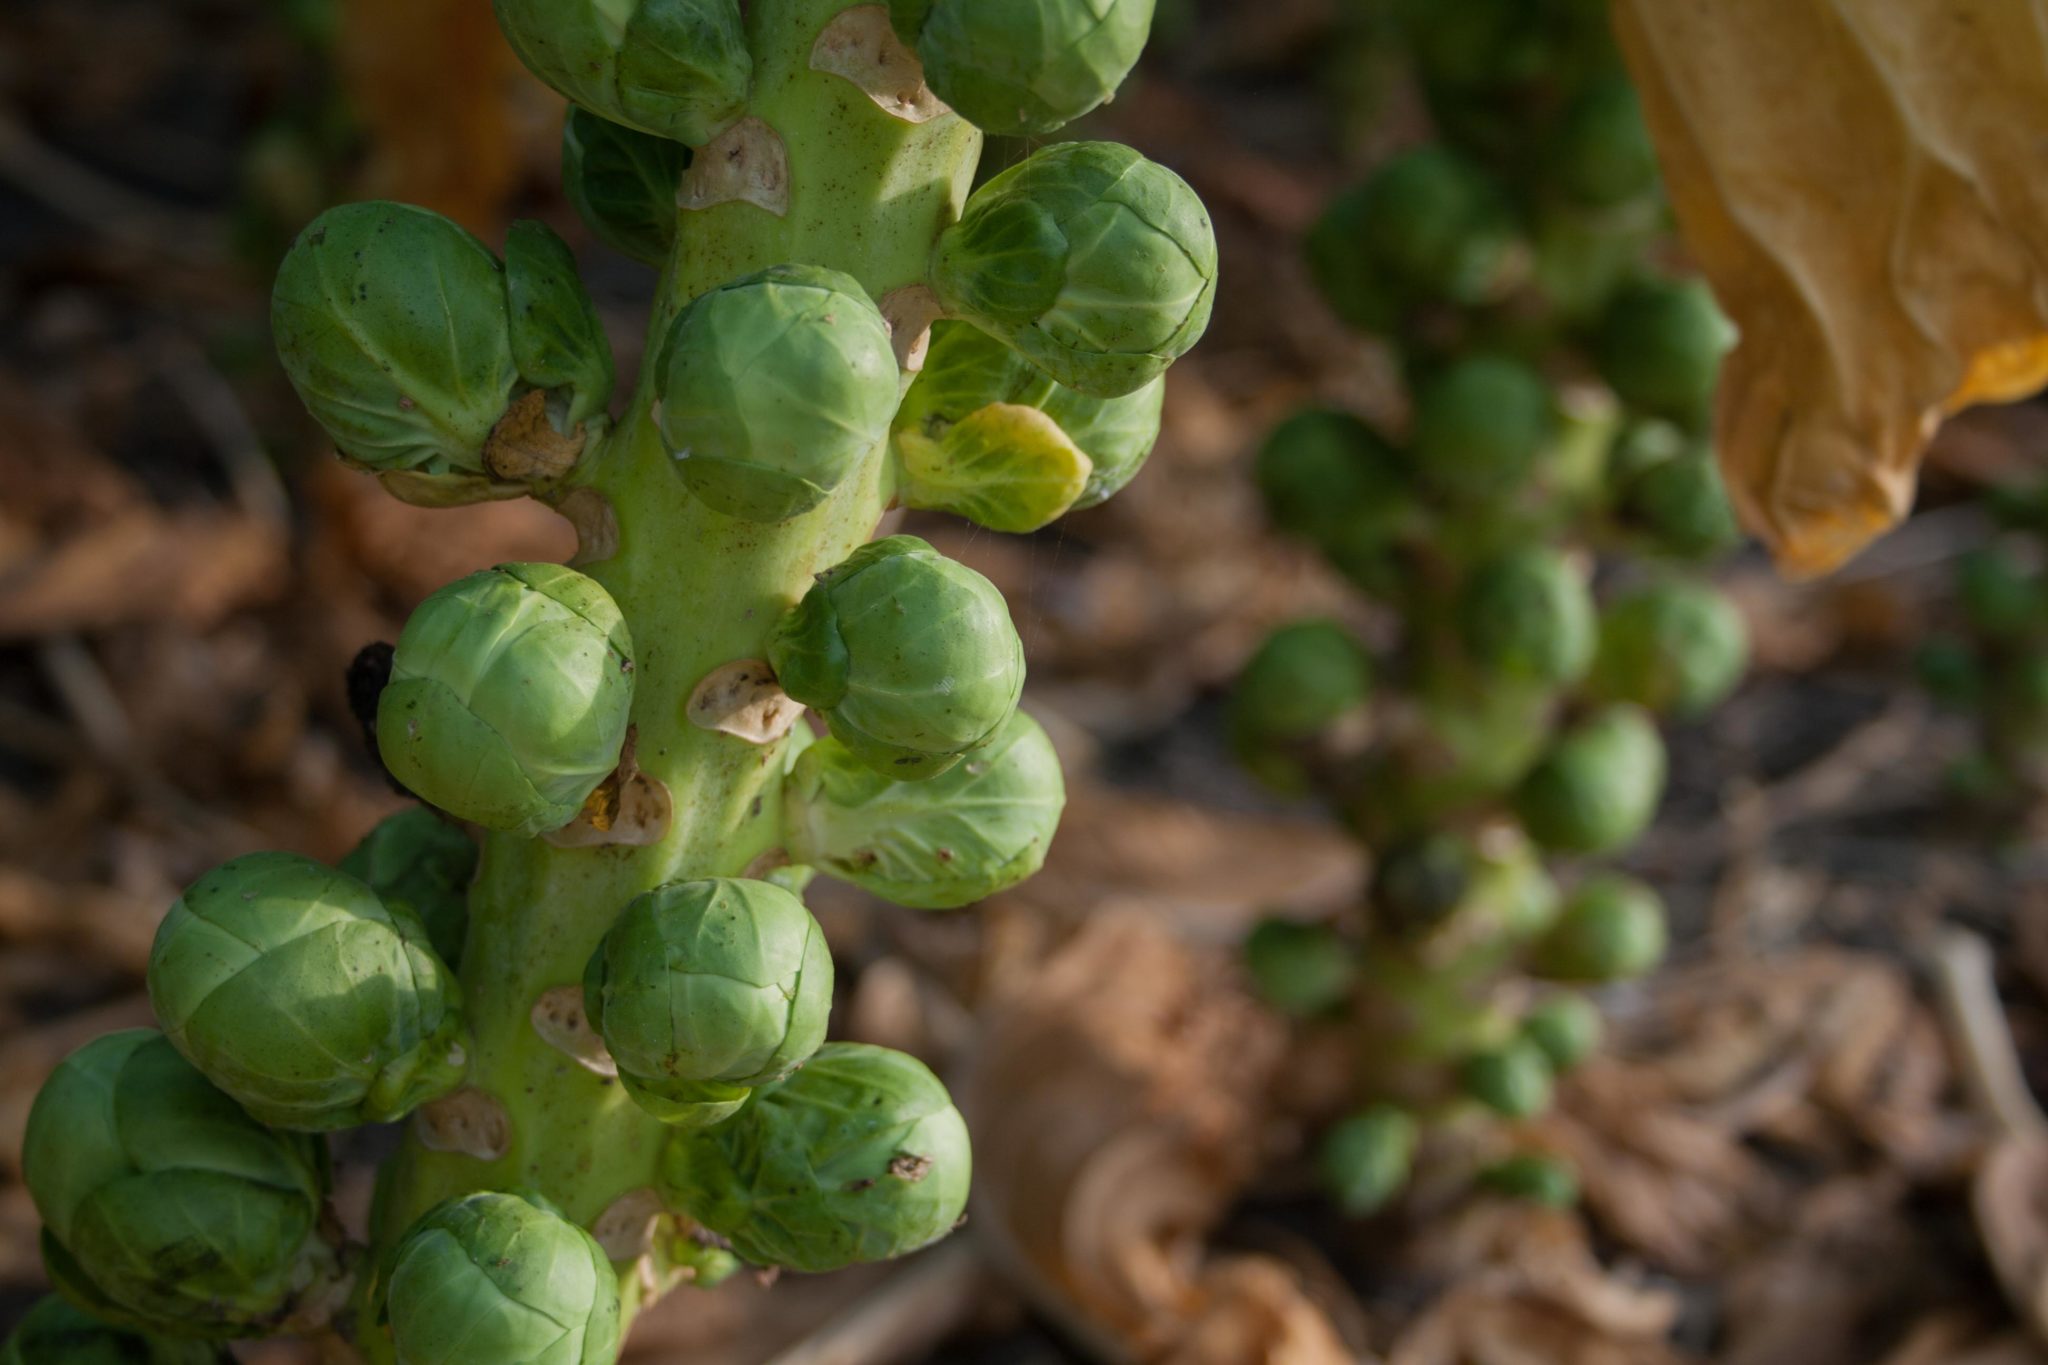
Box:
<box><xmin>5</xmin><ymin>1</ymin><xmax>1212</xmax><ymax>1360</ymax></box>
<box><xmin>1230</xmin><ymin>0</ymin><xmax>1749</xmax><ymax>1218</ymax></box>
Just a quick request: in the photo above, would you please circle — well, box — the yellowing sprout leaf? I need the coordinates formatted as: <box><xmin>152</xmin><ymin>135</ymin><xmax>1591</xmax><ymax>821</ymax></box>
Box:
<box><xmin>1613</xmin><ymin>0</ymin><xmax>2048</xmax><ymax>576</ymax></box>
<box><xmin>897</xmin><ymin>403</ymin><xmax>1093</xmax><ymax>533</ymax></box>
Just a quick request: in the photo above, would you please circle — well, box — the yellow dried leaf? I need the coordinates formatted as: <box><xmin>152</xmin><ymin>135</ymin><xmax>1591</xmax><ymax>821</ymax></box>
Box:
<box><xmin>1613</xmin><ymin>0</ymin><xmax>2048</xmax><ymax>576</ymax></box>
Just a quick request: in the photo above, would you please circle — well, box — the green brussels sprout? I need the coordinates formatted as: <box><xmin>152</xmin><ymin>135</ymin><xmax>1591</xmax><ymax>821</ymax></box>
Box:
<box><xmin>1590</xmin><ymin>578</ymin><xmax>1748</xmax><ymax>718</ymax></box>
<box><xmin>1227</xmin><ymin>620</ymin><xmax>1373</xmax><ymax>795</ymax></box>
<box><xmin>24</xmin><ymin>1031</ymin><xmax>337</xmax><ymax>1337</ymax></box>
<box><xmin>1478</xmin><ymin>1153</ymin><xmax>1579</xmax><ymax>1207</ymax></box>
<box><xmin>148</xmin><ymin>852</ymin><xmax>465</xmax><ymax>1130</ymax></box>
<box><xmin>1519</xmin><ymin>993</ymin><xmax>1602</xmax><ymax>1072</ymax></box>
<box><xmin>1255</xmin><ymin>408</ymin><xmax>1414</xmax><ymax>561</ymax></box>
<box><xmin>1</xmin><ymin>1296</ymin><xmax>227</xmax><ymax>1365</ymax></box>
<box><xmin>1374</xmin><ymin>830</ymin><xmax>1558</xmax><ymax>978</ymax></box>
<box><xmin>503</xmin><ymin>221</ymin><xmax>615</xmax><ymax>430</ymax></box>
<box><xmin>1958</xmin><ymin>543</ymin><xmax>2044</xmax><ymax>641</ymax></box>
<box><xmin>493</xmin><ymin>0</ymin><xmax>748</xmax><ymax>146</ymax></box>
<box><xmin>931</xmin><ymin>141</ymin><xmax>1216</xmax><ymax>398</ymax></box>
<box><xmin>1513</xmin><ymin>705</ymin><xmax>1666</xmax><ymax>855</ymax></box>
<box><xmin>1318</xmin><ymin>1104</ymin><xmax>1417</xmax><ymax>1217</ymax></box>
<box><xmin>1372</xmin><ymin>832</ymin><xmax>1475</xmax><ymax>939</ymax></box>
<box><xmin>1549</xmin><ymin>73</ymin><xmax>1659</xmax><ymax>208</ymax></box>
<box><xmin>1460</xmin><ymin>1038</ymin><xmax>1555</xmax><ymax>1119</ymax></box>
<box><xmin>562</xmin><ymin>106</ymin><xmax>689</xmax><ymax>268</ymax></box>
<box><xmin>377</xmin><ymin>563</ymin><xmax>634</xmax><ymax>836</ymax></box>
<box><xmin>1915</xmin><ymin>637</ymin><xmax>1983</xmax><ymax>712</ymax></box>
<box><xmin>1532</xmin><ymin>874</ymin><xmax>1668</xmax><ymax>982</ymax></box>
<box><xmin>1594</xmin><ymin>276</ymin><xmax>1735</xmax><ymax>427</ymax></box>
<box><xmin>1530</xmin><ymin>202</ymin><xmax>1658</xmax><ymax>323</ymax></box>
<box><xmin>272</xmin><ymin>202</ymin><xmax>516</xmax><ymax>481</ymax></box>
<box><xmin>785</xmin><ymin>710</ymin><xmax>1065</xmax><ymax>910</ymax></box>
<box><xmin>339</xmin><ymin>806</ymin><xmax>477</xmax><ymax>969</ymax></box>
<box><xmin>657</xmin><ymin>264</ymin><xmax>899</xmax><ymax>522</ymax></box>
<box><xmin>895</xmin><ymin>321</ymin><xmax>1166</xmax><ymax>528</ymax></box>
<box><xmin>1411</xmin><ymin>355</ymin><xmax>1557</xmax><ymax>503</ymax></box>
<box><xmin>889</xmin><ymin>0</ymin><xmax>1156</xmax><ymax>136</ymax></box>
<box><xmin>1324</xmin><ymin>148</ymin><xmax>1522</xmax><ymax>325</ymax></box>
<box><xmin>1457</xmin><ymin>546</ymin><xmax>1596</xmax><ymax>687</ymax></box>
<box><xmin>662</xmin><ymin>1043</ymin><xmax>971</xmax><ymax>1272</ymax></box>
<box><xmin>768</xmin><ymin>536</ymin><xmax>1024</xmax><ymax>780</ymax></box>
<box><xmin>1614</xmin><ymin>449</ymin><xmax>1743</xmax><ymax>560</ymax></box>
<box><xmin>583</xmin><ymin>878</ymin><xmax>832</xmax><ymax>1124</ymax></box>
<box><xmin>384</xmin><ymin>1191</ymin><xmax>620</xmax><ymax>1365</ymax></box>
<box><xmin>1243</xmin><ymin>917</ymin><xmax>1356</xmax><ymax>1018</ymax></box>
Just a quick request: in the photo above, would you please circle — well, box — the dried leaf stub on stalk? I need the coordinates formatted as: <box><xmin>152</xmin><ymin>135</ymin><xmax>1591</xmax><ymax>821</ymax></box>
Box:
<box><xmin>1613</xmin><ymin>0</ymin><xmax>2048</xmax><ymax>575</ymax></box>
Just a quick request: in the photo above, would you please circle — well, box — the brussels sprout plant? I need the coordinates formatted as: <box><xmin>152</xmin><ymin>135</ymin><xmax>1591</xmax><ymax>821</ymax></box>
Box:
<box><xmin>18</xmin><ymin>1</ymin><xmax>1210</xmax><ymax>1357</ymax></box>
<box><xmin>1227</xmin><ymin>3</ymin><xmax>1747</xmax><ymax>1220</ymax></box>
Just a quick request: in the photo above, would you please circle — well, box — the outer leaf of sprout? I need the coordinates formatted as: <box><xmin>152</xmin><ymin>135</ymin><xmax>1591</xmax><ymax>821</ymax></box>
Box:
<box><xmin>657</xmin><ymin>264</ymin><xmax>899</xmax><ymax>522</ymax></box>
<box><xmin>895</xmin><ymin>404</ymin><xmax>1092</xmax><ymax>533</ymax></box>
<box><xmin>271</xmin><ymin>201</ymin><xmax>516</xmax><ymax>479</ymax></box>
<box><xmin>784</xmin><ymin>710</ymin><xmax>1065</xmax><ymax>910</ymax></box>
<box><xmin>384</xmin><ymin>1191</ymin><xmax>620</xmax><ymax>1365</ymax></box>
<box><xmin>662</xmin><ymin>1043</ymin><xmax>971</xmax><ymax>1273</ymax></box>
<box><xmin>503</xmin><ymin>220</ymin><xmax>614</xmax><ymax>429</ymax></box>
<box><xmin>376</xmin><ymin>563</ymin><xmax>635</xmax><ymax>837</ymax></box>
<box><xmin>339</xmin><ymin>806</ymin><xmax>476</xmax><ymax>969</ymax></box>
<box><xmin>493</xmin><ymin>0</ymin><xmax>749</xmax><ymax>146</ymax></box>
<box><xmin>24</xmin><ymin>1031</ymin><xmax>335</xmax><ymax>1337</ymax></box>
<box><xmin>930</xmin><ymin>141</ymin><xmax>1216</xmax><ymax>398</ymax></box>
<box><xmin>583</xmin><ymin>879</ymin><xmax>832</xmax><ymax>1118</ymax></box>
<box><xmin>562</xmin><ymin>106</ymin><xmax>689</xmax><ymax>267</ymax></box>
<box><xmin>767</xmin><ymin>536</ymin><xmax>1024</xmax><ymax>781</ymax></box>
<box><xmin>148</xmin><ymin>852</ymin><xmax>465</xmax><ymax>1130</ymax></box>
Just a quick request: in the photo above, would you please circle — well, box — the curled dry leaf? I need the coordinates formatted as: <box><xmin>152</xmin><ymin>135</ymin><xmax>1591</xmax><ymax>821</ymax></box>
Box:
<box><xmin>963</xmin><ymin>912</ymin><xmax>1356</xmax><ymax>1363</ymax></box>
<box><xmin>1614</xmin><ymin>0</ymin><xmax>2048</xmax><ymax>575</ymax></box>
<box><xmin>688</xmin><ymin>661</ymin><xmax>804</xmax><ymax>745</ymax></box>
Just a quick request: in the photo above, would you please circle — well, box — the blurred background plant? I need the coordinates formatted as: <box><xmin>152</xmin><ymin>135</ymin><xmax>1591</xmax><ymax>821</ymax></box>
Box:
<box><xmin>2</xmin><ymin>0</ymin><xmax>2047</xmax><ymax>1362</ymax></box>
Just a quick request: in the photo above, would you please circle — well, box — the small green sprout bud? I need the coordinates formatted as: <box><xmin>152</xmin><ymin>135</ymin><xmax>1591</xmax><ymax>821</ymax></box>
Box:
<box><xmin>148</xmin><ymin>852</ymin><xmax>465</xmax><ymax>1130</ymax></box>
<box><xmin>1318</xmin><ymin>1104</ymin><xmax>1417</xmax><ymax>1217</ymax></box>
<box><xmin>1594</xmin><ymin>276</ymin><xmax>1735</xmax><ymax>427</ymax></box>
<box><xmin>583</xmin><ymin>878</ymin><xmax>832</xmax><ymax>1123</ymax></box>
<box><xmin>562</xmin><ymin>106</ymin><xmax>689</xmax><ymax>268</ymax></box>
<box><xmin>1478</xmin><ymin>1153</ymin><xmax>1579</xmax><ymax>1207</ymax></box>
<box><xmin>1243</xmin><ymin>917</ymin><xmax>1355</xmax><ymax>1018</ymax></box>
<box><xmin>1549</xmin><ymin>74</ymin><xmax>1658</xmax><ymax>208</ymax></box>
<box><xmin>1</xmin><ymin>1297</ymin><xmax>226</xmax><ymax>1365</ymax></box>
<box><xmin>1319</xmin><ymin>147</ymin><xmax>1521</xmax><ymax>322</ymax></box>
<box><xmin>662</xmin><ymin>1043</ymin><xmax>972</xmax><ymax>1272</ymax></box>
<box><xmin>784</xmin><ymin>710</ymin><xmax>1065</xmax><ymax>910</ymax></box>
<box><xmin>1533</xmin><ymin>874</ymin><xmax>1668</xmax><ymax>982</ymax></box>
<box><xmin>1227</xmin><ymin>620</ymin><xmax>1373</xmax><ymax>795</ymax></box>
<box><xmin>1254</xmin><ymin>408</ymin><xmax>1414</xmax><ymax>562</ymax></box>
<box><xmin>385</xmin><ymin>1191</ymin><xmax>620</xmax><ymax>1365</ymax></box>
<box><xmin>377</xmin><ymin>563</ymin><xmax>634</xmax><ymax>836</ymax></box>
<box><xmin>1519</xmin><ymin>993</ymin><xmax>1602</xmax><ymax>1072</ymax></box>
<box><xmin>931</xmin><ymin>141</ymin><xmax>1216</xmax><ymax>398</ymax></box>
<box><xmin>272</xmin><ymin>202</ymin><xmax>516</xmax><ymax>482</ymax></box>
<box><xmin>889</xmin><ymin>0</ymin><xmax>1156</xmax><ymax>136</ymax></box>
<box><xmin>1411</xmin><ymin>355</ymin><xmax>1557</xmax><ymax>503</ymax></box>
<box><xmin>503</xmin><ymin>221</ymin><xmax>615</xmax><ymax>430</ymax></box>
<box><xmin>1915</xmin><ymin>637</ymin><xmax>1983</xmax><ymax>712</ymax></box>
<box><xmin>1371</xmin><ymin>832</ymin><xmax>1475</xmax><ymax>939</ymax></box>
<box><xmin>1513</xmin><ymin>705</ymin><xmax>1666</xmax><ymax>855</ymax></box>
<box><xmin>1460</xmin><ymin>1038</ymin><xmax>1555</xmax><ymax>1119</ymax></box>
<box><xmin>1614</xmin><ymin>449</ymin><xmax>1743</xmax><ymax>560</ymax></box>
<box><xmin>895</xmin><ymin>321</ymin><xmax>1166</xmax><ymax>528</ymax></box>
<box><xmin>493</xmin><ymin>0</ymin><xmax>749</xmax><ymax>146</ymax></box>
<box><xmin>24</xmin><ymin>1031</ymin><xmax>337</xmax><ymax>1337</ymax></box>
<box><xmin>1590</xmin><ymin>578</ymin><xmax>1748</xmax><ymax>718</ymax></box>
<box><xmin>1374</xmin><ymin>830</ymin><xmax>1558</xmax><ymax>979</ymax></box>
<box><xmin>339</xmin><ymin>806</ymin><xmax>477</xmax><ymax>969</ymax></box>
<box><xmin>1457</xmin><ymin>546</ymin><xmax>1596</xmax><ymax>687</ymax></box>
<box><xmin>768</xmin><ymin>536</ymin><xmax>1024</xmax><ymax>780</ymax></box>
<box><xmin>657</xmin><ymin>265</ymin><xmax>899</xmax><ymax>522</ymax></box>
<box><xmin>1958</xmin><ymin>544</ymin><xmax>2043</xmax><ymax>640</ymax></box>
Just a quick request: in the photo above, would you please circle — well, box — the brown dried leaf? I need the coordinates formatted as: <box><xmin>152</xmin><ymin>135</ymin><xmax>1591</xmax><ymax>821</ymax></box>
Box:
<box><xmin>1615</xmin><ymin>0</ymin><xmax>2048</xmax><ymax>575</ymax></box>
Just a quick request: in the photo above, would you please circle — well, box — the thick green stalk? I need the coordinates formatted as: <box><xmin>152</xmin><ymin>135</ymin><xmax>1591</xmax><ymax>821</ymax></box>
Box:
<box><xmin>367</xmin><ymin>0</ymin><xmax>982</xmax><ymax>1337</ymax></box>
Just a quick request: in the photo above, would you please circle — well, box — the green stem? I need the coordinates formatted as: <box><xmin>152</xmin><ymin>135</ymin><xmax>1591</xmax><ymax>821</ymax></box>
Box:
<box><xmin>364</xmin><ymin>0</ymin><xmax>982</xmax><ymax>1345</ymax></box>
